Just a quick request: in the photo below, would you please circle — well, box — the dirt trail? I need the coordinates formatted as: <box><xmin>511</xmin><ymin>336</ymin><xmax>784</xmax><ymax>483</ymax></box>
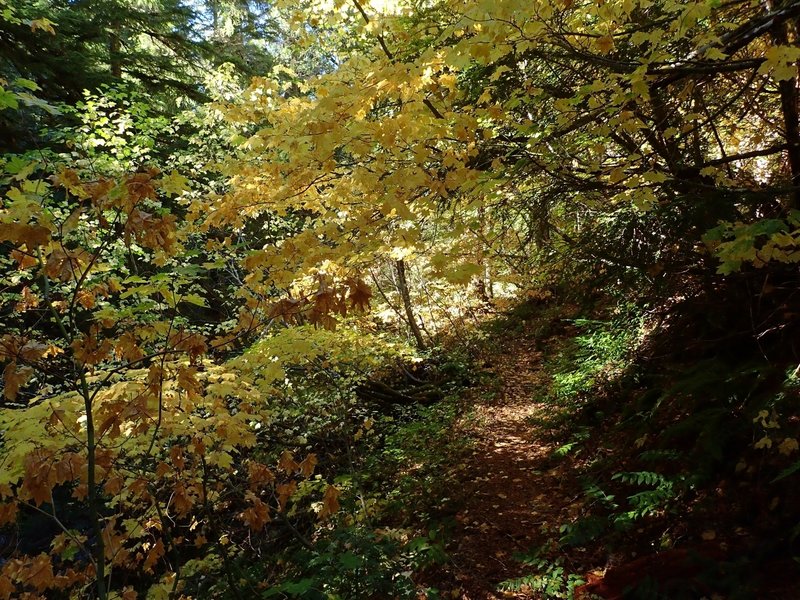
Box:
<box><xmin>436</xmin><ymin>329</ymin><xmax>581</xmax><ymax>599</ymax></box>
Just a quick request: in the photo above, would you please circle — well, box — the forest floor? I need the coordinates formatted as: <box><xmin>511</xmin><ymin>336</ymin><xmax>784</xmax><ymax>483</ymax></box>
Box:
<box><xmin>421</xmin><ymin>312</ymin><xmax>592</xmax><ymax>599</ymax></box>
<box><xmin>412</xmin><ymin>300</ymin><xmax>800</xmax><ymax>600</ymax></box>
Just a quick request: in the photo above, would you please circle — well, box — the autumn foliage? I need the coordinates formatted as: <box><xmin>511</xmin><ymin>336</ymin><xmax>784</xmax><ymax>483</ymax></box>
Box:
<box><xmin>2</xmin><ymin>0</ymin><xmax>800</xmax><ymax>597</ymax></box>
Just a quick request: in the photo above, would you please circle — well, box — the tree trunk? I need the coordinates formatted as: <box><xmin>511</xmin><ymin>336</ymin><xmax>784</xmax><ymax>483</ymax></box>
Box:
<box><xmin>767</xmin><ymin>0</ymin><xmax>800</xmax><ymax>208</ymax></box>
<box><xmin>109</xmin><ymin>23</ymin><xmax>122</xmax><ymax>78</ymax></box>
<box><xmin>395</xmin><ymin>259</ymin><xmax>427</xmax><ymax>351</ymax></box>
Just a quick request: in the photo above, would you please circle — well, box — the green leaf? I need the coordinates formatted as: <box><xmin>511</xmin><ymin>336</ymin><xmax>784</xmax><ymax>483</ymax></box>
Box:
<box><xmin>772</xmin><ymin>460</ymin><xmax>800</xmax><ymax>483</ymax></box>
<box><xmin>182</xmin><ymin>294</ymin><xmax>208</xmax><ymax>307</ymax></box>
<box><xmin>280</xmin><ymin>578</ymin><xmax>316</xmax><ymax>594</ymax></box>
<box><xmin>13</xmin><ymin>78</ymin><xmax>39</xmax><ymax>91</ymax></box>
<box><xmin>0</xmin><ymin>88</ymin><xmax>19</xmax><ymax>111</ymax></box>
<box><xmin>17</xmin><ymin>92</ymin><xmax>61</xmax><ymax>115</ymax></box>
<box><xmin>338</xmin><ymin>552</ymin><xmax>362</xmax><ymax>570</ymax></box>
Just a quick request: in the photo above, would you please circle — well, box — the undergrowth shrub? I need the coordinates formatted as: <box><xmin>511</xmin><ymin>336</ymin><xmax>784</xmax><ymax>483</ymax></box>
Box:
<box><xmin>498</xmin><ymin>547</ymin><xmax>585</xmax><ymax>599</ymax></box>
<box><xmin>521</xmin><ymin>288</ymin><xmax>800</xmax><ymax>597</ymax></box>
<box><xmin>261</xmin><ymin>526</ymin><xmax>445</xmax><ymax>599</ymax></box>
<box><xmin>549</xmin><ymin>307</ymin><xmax>644</xmax><ymax>406</ymax></box>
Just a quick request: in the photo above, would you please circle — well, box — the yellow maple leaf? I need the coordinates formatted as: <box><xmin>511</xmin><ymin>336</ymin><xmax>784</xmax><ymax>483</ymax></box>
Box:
<box><xmin>596</xmin><ymin>35</ymin><xmax>614</xmax><ymax>54</ymax></box>
<box><xmin>276</xmin><ymin>481</ymin><xmax>297</xmax><ymax>512</ymax></box>
<box><xmin>319</xmin><ymin>485</ymin><xmax>341</xmax><ymax>519</ymax></box>
<box><xmin>3</xmin><ymin>362</ymin><xmax>33</xmax><ymax>401</ymax></box>
<box><xmin>25</xmin><ymin>553</ymin><xmax>54</xmax><ymax>591</ymax></box>
<box><xmin>298</xmin><ymin>453</ymin><xmax>318</xmax><ymax>477</ymax></box>
<box><xmin>778</xmin><ymin>438</ymin><xmax>799</xmax><ymax>455</ymax></box>
<box><xmin>15</xmin><ymin>286</ymin><xmax>39</xmax><ymax>312</ymax></box>
<box><xmin>0</xmin><ymin>574</ymin><xmax>14</xmax><ymax>600</ymax></box>
<box><xmin>0</xmin><ymin>502</ymin><xmax>17</xmax><ymax>526</ymax></box>
<box><xmin>755</xmin><ymin>435</ymin><xmax>772</xmax><ymax>450</ymax></box>
<box><xmin>0</xmin><ymin>223</ymin><xmax>50</xmax><ymax>247</ymax></box>
<box><xmin>239</xmin><ymin>495</ymin><xmax>271</xmax><ymax>530</ymax></box>
<box><xmin>247</xmin><ymin>461</ymin><xmax>275</xmax><ymax>489</ymax></box>
<box><xmin>347</xmin><ymin>278</ymin><xmax>372</xmax><ymax>311</ymax></box>
<box><xmin>278</xmin><ymin>450</ymin><xmax>299</xmax><ymax>474</ymax></box>
<box><xmin>213</xmin><ymin>451</ymin><xmax>234</xmax><ymax>470</ymax></box>
<box><xmin>29</xmin><ymin>18</ymin><xmax>56</xmax><ymax>35</ymax></box>
<box><xmin>10</xmin><ymin>249</ymin><xmax>37</xmax><ymax>270</ymax></box>
<box><xmin>156</xmin><ymin>170</ymin><xmax>190</xmax><ymax>197</ymax></box>
<box><xmin>121</xmin><ymin>586</ymin><xmax>138</xmax><ymax>600</ymax></box>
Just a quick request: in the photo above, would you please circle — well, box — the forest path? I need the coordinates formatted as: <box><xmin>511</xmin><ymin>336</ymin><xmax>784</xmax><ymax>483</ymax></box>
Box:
<box><xmin>432</xmin><ymin>323</ymin><xmax>583</xmax><ymax>599</ymax></box>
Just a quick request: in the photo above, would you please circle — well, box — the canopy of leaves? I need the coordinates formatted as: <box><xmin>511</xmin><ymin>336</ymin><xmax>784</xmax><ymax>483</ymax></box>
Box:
<box><xmin>2</xmin><ymin>0</ymin><xmax>800</xmax><ymax>597</ymax></box>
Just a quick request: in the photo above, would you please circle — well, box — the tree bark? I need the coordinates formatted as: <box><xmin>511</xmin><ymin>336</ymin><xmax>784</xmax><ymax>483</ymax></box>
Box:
<box><xmin>109</xmin><ymin>22</ymin><xmax>122</xmax><ymax>78</ymax></box>
<box><xmin>767</xmin><ymin>0</ymin><xmax>800</xmax><ymax>208</ymax></box>
<box><xmin>395</xmin><ymin>259</ymin><xmax>427</xmax><ymax>351</ymax></box>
